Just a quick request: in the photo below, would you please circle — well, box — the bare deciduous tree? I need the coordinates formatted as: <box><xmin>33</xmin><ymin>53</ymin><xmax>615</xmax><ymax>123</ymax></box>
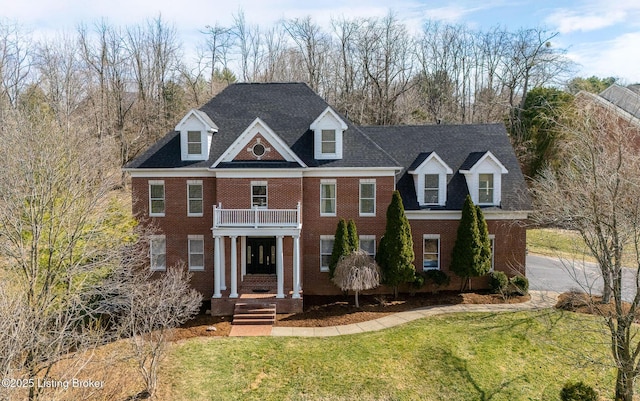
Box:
<box><xmin>532</xmin><ymin>95</ymin><xmax>640</xmax><ymax>401</ymax></box>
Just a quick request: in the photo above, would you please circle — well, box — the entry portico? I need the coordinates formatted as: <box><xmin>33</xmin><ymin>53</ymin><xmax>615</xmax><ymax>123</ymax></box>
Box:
<box><xmin>211</xmin><ymin>203</ymin><xmax>302</xmax><ymax>309</ymax></box>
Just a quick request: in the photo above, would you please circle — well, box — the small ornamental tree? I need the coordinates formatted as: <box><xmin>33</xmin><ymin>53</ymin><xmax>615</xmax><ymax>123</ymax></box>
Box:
<box><xmin>332</xmin><ymin>250</ymin><xmax>381</xmax><ymax>307</ymax></box>
<box><xmin>329</xmin><ymin>218</ymin><xmax>350</xmax><ymax>278</ymax></box>
<box><xmin>376</xmin><ymin>190</ymin><xmax>416</xmax><ymax>298</ymax></box>
<box><xmin>347</xmin><ymin>219</ymin><xmax>359</xmax><ymax>252</ymax></box>
<box><xmin>450</xmin><ymin>195</ymin><xmax>491</xmax><ymax>290</ymax></box>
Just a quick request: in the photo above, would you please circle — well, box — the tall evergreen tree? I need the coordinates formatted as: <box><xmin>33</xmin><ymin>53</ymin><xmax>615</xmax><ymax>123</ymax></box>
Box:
<box><xmin>450</xmin><ymin>195</ymin><xmax>490</xmax><ymax>290</ymax></box>
<box><xmin>347</xmin><ymin>219</ymin><xmax>359</xmax><ymax>252</ymax></box>
<box><xmin>376</xmin><ymin>191</ymin><xmax>415</xmax><ymax>298</ymax></box>
<box><xmin>476</xmin><ymin>205</ymin><xmax>492</xmax><ymax>275</ymax></box>
<box><xmin>329</xmin><ymin>218</ymin><xmax>350</xmax><ymax>278</ymax></box>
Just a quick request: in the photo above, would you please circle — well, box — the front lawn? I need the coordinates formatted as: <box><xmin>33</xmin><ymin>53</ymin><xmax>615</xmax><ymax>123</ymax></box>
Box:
<box><xmin>159</xmin><ymin>310</ymin><xmax>615</xmax><ymax>400</ymax></box>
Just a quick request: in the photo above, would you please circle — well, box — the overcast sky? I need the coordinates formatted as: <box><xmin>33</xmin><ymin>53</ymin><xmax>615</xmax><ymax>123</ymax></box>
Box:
<box><xmin>4</xmin><ymin>0</ymin><xmax>640</xmax><ymax>84</ymax></box>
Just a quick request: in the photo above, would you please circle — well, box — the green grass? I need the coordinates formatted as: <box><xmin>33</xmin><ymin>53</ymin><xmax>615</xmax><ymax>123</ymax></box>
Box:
<box><xmin>161</xmin><ymin>311</ymin><xmax>615</xmax><ymax>401</ymax></box>
<box><xmin>527</xmin><ymin>228</ymin><xmax>590</xmax><ymax>260</ymax></box>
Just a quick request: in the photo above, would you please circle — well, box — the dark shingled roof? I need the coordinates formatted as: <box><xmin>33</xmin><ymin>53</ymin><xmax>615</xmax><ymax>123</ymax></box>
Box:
<box><xmin>599</xmin><ymin>84</ymin><xmax>640</xmax><ymax>120</ymax></box>
<box><xmin>362</xmin><ymin>124</ymin><xmax>531</xmax><ymax>211</ymax></box>
<box><xmin>126</xmin><ymin>83</ymin><xmax>530</xmax><ymax>212</ymax></box>
<box><xmin>126</xmin><ymin>83</ymin><xmax>397</xmax><ymax>169</ymax></box>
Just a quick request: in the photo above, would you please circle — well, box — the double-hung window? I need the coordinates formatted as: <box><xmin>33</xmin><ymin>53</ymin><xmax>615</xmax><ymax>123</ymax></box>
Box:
<box><xmin>251</xmin><ymin>181</ymin><xmax>267</xmax><ymax>208</ymax></box>
<box><xmin>359</xmin><ymin>180</ymin><xmax>376</xmax><ymax>216</ymax></box>
<box><xmin>149</xmin><ymin>181</ymin><xmax>165</xmax><ymax>217</ymax></box>
<box><xmin>359</xmin><ymin>235</ymin><xmax>376</xmax><ymax>258</ymax></box>
<box><xmin>423</xmin><ymin>235</ymin><xmax>440</xmax><ymax>270</ymax></box>
<box><xmin>320</xmin><ymin>180</ymin><xmax>336</xmax><ymax>216</ymax></box>
<box><xmin>188</xmin><ymin>235</ymin><xmax>205</xmax><ymax>271</ymax></box>
<box><xmin>187</xmin><ymin>131</ymin><xmax>202</xmax><ymax>155</ymax></box>
<box><xmin>321</xmin><ymin>129</ymin><xmax>336</xmax><ymax>154</ymax></box>
<box><xmin>150</xmin><ymin>235</ymin><xmax>166</xmax><ymax>271</ymax></box>
<box><xmin>424</xmin><ymin>174</ymin><xmax>440</xmax><ymax>205</ymax></box>
<box><xmin>187</xmin><ymin>180</ymin><xmax>203</xmax><ymax>216</ymax></box>
<box><xmin>478</xmin><ymin>173</ymin><xmax>494</xmax><ymax>204</ymax></box>
<box><xmin>320</xmin><ymin>235</ymin><xmax>334</xmax><ymax>272</ymax></box>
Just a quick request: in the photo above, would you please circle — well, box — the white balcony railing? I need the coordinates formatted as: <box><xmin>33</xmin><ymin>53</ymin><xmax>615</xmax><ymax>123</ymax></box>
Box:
<box><xmin>213</xmin><ymin>203</ymin><xmax>301</xmax><ymax>228</ymax></box>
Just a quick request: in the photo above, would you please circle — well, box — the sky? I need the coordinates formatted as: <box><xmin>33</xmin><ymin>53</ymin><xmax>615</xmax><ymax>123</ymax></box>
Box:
<box><xmin>3</xmin><ymin>0</ymin><xmax>640</xmax><ymax>84</ymax></box>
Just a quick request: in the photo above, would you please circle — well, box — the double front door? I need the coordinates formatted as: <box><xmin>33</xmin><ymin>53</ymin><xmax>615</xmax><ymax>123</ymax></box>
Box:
<box><xmin>246</xmin><ymin>237</ymin><xmax>276</xmax><ymax>275</ymax></box>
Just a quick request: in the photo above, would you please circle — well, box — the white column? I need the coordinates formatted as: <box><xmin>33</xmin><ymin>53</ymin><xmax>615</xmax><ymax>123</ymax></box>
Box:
<box><xmin>213</xmin><ymin>235</ymin><xmax>221</xmax><ymax>298</ymax></box>
<box><xmin>220</xmin><ymin>236</ymin><xmax>226</xmax><ymax>290</ymax></box>
<box><xmin>241</xmin><ymin>236</ymin><xmax>247</xmax><ymax>278</ymax></box>
<box><xmin>229</xmin><ymin>236</ymin><xmax>238</xmax><ymax>298</ymax></box>
<box><xmin>276</xmin><ymin>235</ymin><xmax>285</xmax><ymax>299</ymax></box>
<box><xmin>292</xmin><ymin>234</ymin><xmax>301</xmax><ymax>299</ymax></box>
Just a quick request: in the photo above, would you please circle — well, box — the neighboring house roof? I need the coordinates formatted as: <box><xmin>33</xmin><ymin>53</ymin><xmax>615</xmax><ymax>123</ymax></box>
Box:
<box><xmin>362</xmin><ymin>124</ymin><xmax>530</xmax><ymax>211</ymax></box>
<box><xmin>126</xmin><ymin>83</ymin><xmax>397</xmax><ymax>169</ymax></box>
<box><xmin>599</xmin><ymin>84</ymin><xmax>640</xmax><ymax>120</ymax></box>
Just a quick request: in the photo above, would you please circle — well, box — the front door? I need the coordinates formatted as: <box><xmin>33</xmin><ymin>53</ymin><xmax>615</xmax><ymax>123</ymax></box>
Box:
<box><xmin>246</xmin><ymin>237</ymin><xmax>276</xmax><ymax>275</ymax></box>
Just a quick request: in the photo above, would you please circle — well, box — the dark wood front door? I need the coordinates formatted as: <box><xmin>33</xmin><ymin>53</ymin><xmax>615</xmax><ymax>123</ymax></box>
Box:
<box><xmin>246</xmin><ymin>237</ymin><xmax>276</xmax><ymax>275</ymax></box>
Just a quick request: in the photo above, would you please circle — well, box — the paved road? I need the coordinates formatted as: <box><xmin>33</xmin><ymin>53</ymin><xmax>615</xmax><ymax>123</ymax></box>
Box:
<box><xmin>526</xmin><ymin>254</ymin><xmax>637</xmax><ymax>301</ymax></box>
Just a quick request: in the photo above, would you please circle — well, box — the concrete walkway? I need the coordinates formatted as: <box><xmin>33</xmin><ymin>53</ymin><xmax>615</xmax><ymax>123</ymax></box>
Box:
<box><xmin>271</xmin><ymin>290</ymin><xmax>559</xmax><ymax>337</ymax></box>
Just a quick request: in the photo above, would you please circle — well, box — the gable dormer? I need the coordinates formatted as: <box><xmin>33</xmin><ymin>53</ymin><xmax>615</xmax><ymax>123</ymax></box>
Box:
<box><xmin>459</xmin><ymin>151</ymin><xmax>508</xmax><ymax>206</ymax></box>
<box><xmin>409</xmin><ymin>152</ymin><xmax>453</xmax><ymax>207</ymax></box>
<box><xmin>310</xmin><ymin>107</ymin><xmax>348</xmax><ymax>160</ymax></box>
<box><xmin>176</xmin><ymin>109</ymin><xmax>218</xmax><ymax>161</ymax></box>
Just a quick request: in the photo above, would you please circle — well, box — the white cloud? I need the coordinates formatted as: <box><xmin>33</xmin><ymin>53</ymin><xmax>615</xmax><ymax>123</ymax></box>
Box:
<box><xmin>545</xmin><ymin>1</ymin><xmax>640</xmax><ymax>34</ymax></box>
<box><xmin>567</xmin><ymin>32</ymin><xmax>640</xmax><ymax>83</ymax></box>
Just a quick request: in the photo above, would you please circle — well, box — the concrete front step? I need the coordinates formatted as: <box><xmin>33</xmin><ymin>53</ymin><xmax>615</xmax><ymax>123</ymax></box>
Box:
<box><xmin>232</xmin><ymin>302</ymin><xmax>276</xmax><ymax>326</ymax></box>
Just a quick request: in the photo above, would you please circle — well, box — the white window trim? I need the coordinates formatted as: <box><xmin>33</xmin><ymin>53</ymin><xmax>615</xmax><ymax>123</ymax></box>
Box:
<box><xmin>359</xmin><ymin>179</ymin><xmax>376</xmax><ymax>216</ymax></box>
<box><xmin>460</xmin><ymin>151</ymin><xmax>508</xmax><ymax>207</ymax></box>
<box><xmin>150</xmin><ymin>235</ymin><xmax>166</xmax><ymax>271</ymax></box>
<box><xmin>187</xmin><ymin>130</ymin><xmax>203</xmax><ymax>155</ymax></box>
<box><xmin>320</xmin><ymin>180</ymin><xmax>337</xmax><ymax>216</ymax></box>
<box><xmin>409</xmin><ymin>152</ymin><xmax>452</xmax><ymax>207</ymax></box>
<box><xmin>423</xmin><ymin>234</ymin><xmax>440</xmax><ymax>271</ymax></box>
<box><xmin>320</xmin><ymin>235</ymin><xmax>335</xmax><ymax>272</ymax></box>
<box><xmin>149</xmin><ymin>180</ymin><xmax>165</xmax><ymax>217</ymax></box>
<box><xmin>311</xmin><ymin>107</ymin><xmax>347</xmax><ymax>160</ymax></box>
<box><xmin>187</xmin><ymin>180</ymin><xmax>203</xmax><ymax>217</ymax></box>
<box><xmin>321</xmin><ymin>129</ymin><xmax>337</xmax><ymax>155</ymax></box>
<box><xmin>188</xmin><ymin>235</ymin><xmax>205</xmax><ymax>271</ymax></box>
<box><xmin>359</xmin><ymin>235</ymin><xmax>376</xmax><ymax>258</ymax></box>
<box><xmin>251</xmin><ymin>180</ymin><xmax>268</xmax><ymax>208</ymax></box>
<box><xmin>478</xmin><ymin>173</ymin><xmax>495</xmax><ymax>206</ymax></box>
<box><xmin>423</xmin><ymin>174</ymin><xmax>440</xmax><ymax>206</ymax></box>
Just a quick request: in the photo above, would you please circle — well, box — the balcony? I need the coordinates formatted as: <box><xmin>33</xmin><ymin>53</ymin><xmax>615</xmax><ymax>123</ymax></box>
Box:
<box><xmin>213</xmin><ymin>203</ymin><xmax>301</xmax><ymax>228</ymax></box>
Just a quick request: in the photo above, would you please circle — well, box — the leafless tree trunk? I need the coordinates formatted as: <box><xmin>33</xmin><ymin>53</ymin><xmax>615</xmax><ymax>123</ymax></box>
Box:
<box><xmin>532</xmin><ymin>95</ymin><xmax>640</xmax><ymax>401</ymax></box>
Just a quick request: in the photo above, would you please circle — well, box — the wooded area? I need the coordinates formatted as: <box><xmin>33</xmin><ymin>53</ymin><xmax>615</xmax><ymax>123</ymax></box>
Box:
<box><xmin>0</xmin><ymin>12</ymin><xmax>577</xmax><ymax>173</ymax></box>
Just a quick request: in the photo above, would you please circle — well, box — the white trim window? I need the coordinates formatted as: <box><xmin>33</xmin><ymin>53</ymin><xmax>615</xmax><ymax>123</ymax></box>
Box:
<box><xmin>320</xmin><ymin>180</ymin><xmax>336</xmax><ymax>216</ymax></box>
<box><xmin>423</xmin><ymin>234</ymin><xmax>440</xmax><ymax>271</ymax></box>
<box><xmin>150</xmin><ymin>235</ymin><xmax>166</xmax><ymax>271</ymax></box>
<box><xmin>188</xmin><ymin>235</ymin><xmax>205</xmax><ymax>271</ymax></box>
<box><xmin>187</xmin><ymin>130</ymin><xmax>202</xmax><ymax>155</ymax></box>
<box><xmin>251</xmin><ymin>181</ymin><xmax>268</xmax><ymax>208</ymax></box>
<box><xmin>321</xmin><ymin>129</ymin><xmax>336</xmax><ymax>154</ymax></box>
<box><xmin>359</xmin><ymin>235</ymin><xmax>376</xmax><ymax>258</ymax></box>
<box><xmin>320</xmin><ymin>235</ymin><xmax>335</xmax><ymax>272</ymax></box>
<box><xmin>359</xmin><ymin>180</ymin><xmax>376</xmax><ymax>216</ymax></box>
<box><xmin>187</xmin><ymin>180</ymin><xmax>203</xmax><ymax>216</ymax></box>
<box><xmin>478</xmin><ymin>173</ymin><xmax>494</xmax><ymax>205</ymax></box>
<box><xmin>149</xmin><ymin>180</ymin><xmax>165</xmax><ymax>217</ymax></box>
<box><xmin>424</xmin><ymin>174</ymin><xmax>440</xmax><ymax>205</ymax></box>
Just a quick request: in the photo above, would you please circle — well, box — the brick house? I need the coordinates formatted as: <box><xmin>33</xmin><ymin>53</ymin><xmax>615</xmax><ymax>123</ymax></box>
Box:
<box><xmin>124</xmin><ymin>83</ymin><xmax>531</xmax><ymax>315</ymax></box>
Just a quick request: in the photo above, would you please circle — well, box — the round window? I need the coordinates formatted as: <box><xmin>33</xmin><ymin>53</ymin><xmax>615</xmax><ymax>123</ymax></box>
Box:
<box><xmin>252</xmin><ymin>143</ymin><xmax>266</xmax><ymax>157</ymax></box>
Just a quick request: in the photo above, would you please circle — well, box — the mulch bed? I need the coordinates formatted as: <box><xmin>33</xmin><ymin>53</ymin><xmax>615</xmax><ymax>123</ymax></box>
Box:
<box><xmin>172</xmin><ymin>291</ymin><xmax>530</xmax><ymax>340</ymax></box>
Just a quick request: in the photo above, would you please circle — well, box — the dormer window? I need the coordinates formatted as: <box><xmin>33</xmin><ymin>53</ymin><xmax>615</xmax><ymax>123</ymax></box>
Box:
<box><xmin>409</xmin><ymin>152</ymin><xmax>452</xmax><ymax>207</ymax></box>
<box><xmin>176</xmin><ymin>109</ymin><xmax>218</xmax><ymax>161</ymax></box>
<box><xmin>321</xmin><ymin>130</ymin><xmax>336</xmax><ymax>154</ymax></box>
<box><xmin>478</xmin><ymin>173</ymin><xmax>494</xmax><ymax>204</ymax></box>
<box><xmin>311</xmin><ymin>107</ymin><xmax>348</xmax><ymax>160</ymax></box>
<box><xmin>187</xmin><ymin>131</ymin><xmax>202</xmax><ymax>155</ymax></box>
<box><xmin>460</xmin><ymin>151</ymin><xmax>508</xmax><ymax>206</ymax></box>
